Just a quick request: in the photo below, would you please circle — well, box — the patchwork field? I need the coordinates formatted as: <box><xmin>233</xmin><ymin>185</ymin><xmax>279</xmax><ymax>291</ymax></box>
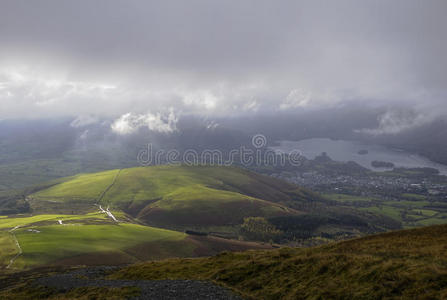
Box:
<box><xmin>324</xmin><ymin>191</ymin><xmax>447</xmax><ymax>228</ymax></box>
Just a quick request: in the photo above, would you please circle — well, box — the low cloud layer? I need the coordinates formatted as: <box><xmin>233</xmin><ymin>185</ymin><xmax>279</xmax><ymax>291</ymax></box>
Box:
<box><xmin>111</xmin><ymin>111</ymin><xmax>178</xmax><ymax>135</ymax></box>
<box><xmin>355</xmin><ymin>110</ymin><xmax>436</xmax><ymax>135</ymax></box>
<box><xmin>0</xmin><ymin>0</ymin><xmax>446</xmax><ymax>121</ymax></box>
<box><xmin>70</xmin><ymin>115</ymin><xmax>99</xmax><ymax>128</ymax></box>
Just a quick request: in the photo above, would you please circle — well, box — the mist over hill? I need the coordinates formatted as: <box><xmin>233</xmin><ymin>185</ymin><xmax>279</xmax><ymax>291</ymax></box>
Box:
<box><xmin>1</xmin><ymin>107</ymin><xmax>446</xmax><ymax>180</ymax></box>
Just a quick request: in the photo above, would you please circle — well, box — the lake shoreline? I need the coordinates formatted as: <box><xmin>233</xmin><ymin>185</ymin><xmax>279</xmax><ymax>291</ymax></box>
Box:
<box><xmin>270</xmin><ymin>138</ymin><xmax>447</xmax><ymax>176</ymax></box>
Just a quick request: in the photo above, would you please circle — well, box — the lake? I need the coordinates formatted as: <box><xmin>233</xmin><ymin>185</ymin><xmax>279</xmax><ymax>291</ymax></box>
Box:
<box><xmin>270</xmin><ymin>138</ymin><xmax>447</xmax><ymax>175</ymax></box>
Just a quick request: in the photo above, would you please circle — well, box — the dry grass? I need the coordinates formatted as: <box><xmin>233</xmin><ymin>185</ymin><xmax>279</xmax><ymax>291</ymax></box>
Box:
<box><xmin>111</xmin><ymin>224</ymin><xmax>447</xmax><ymax>299</ymax></box>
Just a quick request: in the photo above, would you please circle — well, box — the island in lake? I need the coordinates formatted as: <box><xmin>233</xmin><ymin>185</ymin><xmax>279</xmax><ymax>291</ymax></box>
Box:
<box><xmin>371</xmin><ymin>160</ymin><xmax>395</xmax><ymax>168</ymax></box>
<box><xmin>358</xmin><ymin>149</ymin><xmax>369</xmax><ymax>155</ymax></box>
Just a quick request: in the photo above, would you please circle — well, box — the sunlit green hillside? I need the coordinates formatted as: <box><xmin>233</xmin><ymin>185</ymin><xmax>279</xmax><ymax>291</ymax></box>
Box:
<box><xmin>0</xmin><ymin>212</ymin><xmax>270</xmax><ymax>270</ymax></box>
<box><xmin>31</xmin><ymin>165</ymin><xmax>308</xmax><ymax>229</ymax></box>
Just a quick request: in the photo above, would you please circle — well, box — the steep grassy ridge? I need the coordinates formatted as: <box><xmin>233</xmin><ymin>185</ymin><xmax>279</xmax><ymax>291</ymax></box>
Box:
<box><xmin>32</xmin><ymin>170</ymin><xmax>119</xmax><ymax>202</ymax></box>
<box><xmin>30</xmin><ymin>165</ymin><xmax>307</xmax><ymax>229</ymax></box>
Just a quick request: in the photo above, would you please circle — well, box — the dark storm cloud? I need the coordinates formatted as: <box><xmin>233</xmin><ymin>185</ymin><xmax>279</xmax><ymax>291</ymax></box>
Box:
<box><xmin>0</xmin><ymin>0</ymin><xmax>446</xmax><ymax>124</ymax></box>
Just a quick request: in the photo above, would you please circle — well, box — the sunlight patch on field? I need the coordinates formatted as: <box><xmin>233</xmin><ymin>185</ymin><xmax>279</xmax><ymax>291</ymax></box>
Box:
<box><xmin>0</xmin><ymin>213</ymin><xmax>110</xmax><ymax>230</ymax></box>
<box><xmin>12</xmin><ymin>224</ymin><xmax>187</xmax><ymax>269</ymax></box>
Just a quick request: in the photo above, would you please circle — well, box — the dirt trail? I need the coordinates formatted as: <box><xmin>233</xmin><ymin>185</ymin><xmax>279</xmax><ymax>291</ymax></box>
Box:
<box><xmin>95</xmin><ymin>169</ymin><xmax>121</xmax><ymax>222</ymax></box>
<box><xmin>6</xmin><ymin>226</ymin><xmax>23</xmax><ymax>269</ymax></box>
<box><xmin>97</xmin><ymin>169</ymin><xmax>122</xmax><ymax>204</ymax></box>
<box><xmin>98</xmin><ymin>205</ymin><xmax>118</xmax><ymax>222</ymax></box>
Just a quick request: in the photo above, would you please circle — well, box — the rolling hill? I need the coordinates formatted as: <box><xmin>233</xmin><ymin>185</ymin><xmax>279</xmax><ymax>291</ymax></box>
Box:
<box><xmin>21</xmin><ymin>165</ymin><xmax>400</xmax><ymax>243</ymax></box>
<box><xmin>1</xmin><ymin>165</ymin><xmax>397</xmax><ymax>272</ymax></box>
<box><xmin>29</xmin><ymin>165</ymin><xmax>313</xmax><ymax>231</ymax></box>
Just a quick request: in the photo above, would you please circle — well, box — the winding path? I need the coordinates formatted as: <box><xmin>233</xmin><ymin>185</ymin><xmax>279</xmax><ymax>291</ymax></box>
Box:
<box><xmin>97</xmin><ymin>169</ymin><xmax>122</xmax><ymax>204</ymax></box>
<box><xmin>95</xmin><ymin>169</ymin><xmax>121</xmax><ymax>222</ymax></box>
<box><xmin>6</xmin><ymin>225</ymin><xmax>23</xmax><ymax>269</ymax></box>
<box><xmin>98</xmin><ymin>205</ymin><xmax>118</xmax><ymax>222</ymax></box>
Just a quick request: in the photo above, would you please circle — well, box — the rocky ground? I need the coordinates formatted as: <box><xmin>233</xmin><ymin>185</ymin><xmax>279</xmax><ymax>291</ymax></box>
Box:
<box><xmin>34</xmin><ymin>266</ymin><xmax>242</xmax><ymax>300</ymax></box>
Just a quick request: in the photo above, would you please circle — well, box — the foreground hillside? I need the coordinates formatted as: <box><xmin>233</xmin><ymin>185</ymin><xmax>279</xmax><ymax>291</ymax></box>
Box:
<box><xmin>110</xmin><ymin>224</ymin><xmax>447</xmax><ymax>299</ymax></box>
<box><xmin>1</xmin><ymin>224</ymin><xmax>446</xmax><ymax>299</ymax></box>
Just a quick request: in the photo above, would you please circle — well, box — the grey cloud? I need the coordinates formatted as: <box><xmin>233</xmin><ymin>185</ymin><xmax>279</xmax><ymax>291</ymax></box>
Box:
<box><xmin>355</xmin><ymin>109</ymin><xmax>437</xmax><ymax>135</ymax></box>
<box><xmin>110</xmin><ymin>110</ymin><xmax>178</xmax><ymax>135</ymax></box>
<box><xmin>70</xmin><ymin>115</ymin><xmax>99</xmax><ymax>128</ymax></box>
<box><xmin>0</xmin><ymin>0</ymin><xmax>446</xmax><ymax>119</ymax></box>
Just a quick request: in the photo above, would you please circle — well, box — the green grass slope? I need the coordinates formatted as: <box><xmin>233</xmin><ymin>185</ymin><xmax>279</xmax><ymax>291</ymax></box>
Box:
<box><xmin>31</xmin><ymin>165</ymin><xmax>310</xmax><ymax>229</ymax></box>
<box><xmin>111</xmin><ymin>224</ymin><xmax>447</xmax><ymax>299</ymax></box>
<box><xmin>13</xmin><ymin>224</ymin><xmax>186</xmax><ymax>269</ymax></box>
<box><xmin>31</xmin><ymin>169</ymin><xmax>120</xmax><ymax>203</ymax></box>
<box><xmin>0</xmin><ymin>213</ymin><xmax>272</xmax><ymax>270</ymax></box>
<box><xmin>0</xmin><ymin>213</ymin><xmax>189</xmax><ymax>270</ymax></box>
<box><xmin>0</xmin><ymin>212</ymin><xmax>114</xmax><ymax>229</ymax></box>
<box><xmin>0</xmin><ymin>232</ymin><xmax>17</xmax><ymax>267</ymax></box>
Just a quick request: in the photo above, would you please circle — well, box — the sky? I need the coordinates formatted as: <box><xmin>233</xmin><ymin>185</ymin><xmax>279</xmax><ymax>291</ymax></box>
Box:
<box><xmin>0</xmin><ymin>0</ymin><xmax>446</xmax><ymax>133</ymax></box>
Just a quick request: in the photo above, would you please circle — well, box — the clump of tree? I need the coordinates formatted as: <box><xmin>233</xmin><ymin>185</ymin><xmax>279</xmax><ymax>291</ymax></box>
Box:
<box><xmin>0</xmin><ymin>191</ymin><xmax>30</xmax><ymax>215</ymax></box>
<box><xmin>268</xmin><ymin>213</ymin><xmax>376</xmax><ymax>241</ymax></box>
<box><xmin>240</xmin><ymin>217</ymin><xmax>282</xmax><ymax>243</ymax></box>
